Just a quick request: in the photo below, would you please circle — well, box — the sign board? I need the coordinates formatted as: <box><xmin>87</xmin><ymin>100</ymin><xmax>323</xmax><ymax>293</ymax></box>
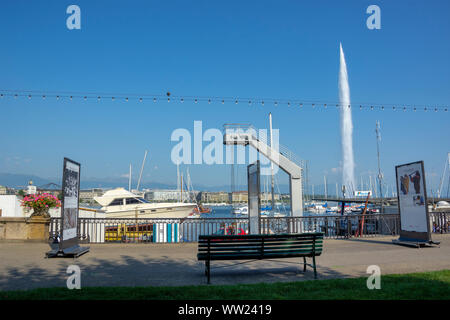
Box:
<box><xmin>47</xmin><ymin>158</ymin><xmax>89</xmax><ymax>258</ymax></box>
<box><xmin>395</xmin><ymin>161</ymin><xmax>431</xmax><ymax>242</ymax></box>
<box><xmin>354</xmin><ymin>190</ymin><xmax>372</xmax><ymax>197</ymax></box>
<box><xmin>247</xmin><ymin>161</ymin><xmax>261</xmax><ymax>234</ymax></box>
<box><xmin>60</xmin><ymin>158</ymin><xmax>81</xmax><ymax>248</ymax></box>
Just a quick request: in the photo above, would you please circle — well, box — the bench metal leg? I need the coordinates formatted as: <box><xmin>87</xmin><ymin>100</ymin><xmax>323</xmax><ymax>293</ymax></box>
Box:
<box><xmin>206</xmin><ymin>260</ymin><xmax>211</xmax><ymax>284</ymax></box>
<box><xmin>312</xmin><ymin>255</ymin><xmax>317</xmax><ymax>279</ymax></box>
<box><xmin>303</xmin><ymin>257</ymin><xmax>307</xmax><ymax>272</ymax></box>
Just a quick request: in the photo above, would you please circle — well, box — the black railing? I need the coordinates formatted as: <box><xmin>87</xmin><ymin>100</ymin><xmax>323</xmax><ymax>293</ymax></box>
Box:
<box><xmin>260</xmin><ymin>214</ymin><xmax>400</xmax><ymax>238</ymax></box>
<box><xmin>430</xmin><ymin>212</ymin><xmax>450</xmax><ymax>233</ymax></box>
<box><xmin>48</xmin><ymin>212</ymin><xmax>449</xmax><ymax>244</ymax></box>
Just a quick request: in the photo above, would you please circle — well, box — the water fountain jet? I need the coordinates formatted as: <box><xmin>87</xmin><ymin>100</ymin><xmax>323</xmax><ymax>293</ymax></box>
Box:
<box><xmin>339</xmin><ymin>43</ymin><xmax>356</xmax><ymax>196</ymax></box>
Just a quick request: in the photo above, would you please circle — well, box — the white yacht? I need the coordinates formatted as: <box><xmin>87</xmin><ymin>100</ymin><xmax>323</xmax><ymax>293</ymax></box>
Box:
<box><xmin>94</xmin><ymin>188</ymin><xmax>196</xmax><ymax>219</ymax></box>
<box><xmin>429</xmin><ymin>201</ymin><xmax>450</xmax><ymax>212</ymax></box>
<box><xmin>233</xmin><ymin>206</ymin><xmax>248</xmax><ymax>215</ymax></box>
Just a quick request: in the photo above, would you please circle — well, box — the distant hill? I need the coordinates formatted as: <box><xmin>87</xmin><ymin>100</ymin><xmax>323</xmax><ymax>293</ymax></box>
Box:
<box><xmin>0</xmin><ymin>173</ymin><xmax>52</xmax><ymax>188</ymax></box>
<box><xmin>0</xmin><ymin>173</ymin><xmax>291</xmax><ymax>193</ymax></box>
<box><xmin>0</xmin><ymin>173</ymin><xmax>177</xmax><ymax>190</ymax></box>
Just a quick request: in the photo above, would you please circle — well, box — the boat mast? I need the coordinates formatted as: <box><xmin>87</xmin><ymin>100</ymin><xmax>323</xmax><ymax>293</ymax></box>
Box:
<box><xmin>448</xmin><ymin>153</ymin><xmax>450</xmax><ymax>198</ymax></box>
<box><xmin>375</xmin><ymin>121</ymin><xmax>383</xmax><ymax>202</ymax></box>
<box><xmin>137</xmin><ymin>150</ymin><xmax>148</xmax><ymax>191</ymax></box>
<box><xmin>269</xmin><ymin>113</ymin><xmax>275</xmax><ymax>212</ymax></box>
<box><xmin>128</xmin><ymin>163</ymin><xmax>132</xmax><ymax>192</ymax></box>
<box><xmin>437</xmin><ymin>152</ymin><xmax>449</xmax><ymax>198</ymax></box>
<box><xmin>231</xmin><ymin>163</ymin><xmax>235</xmax><ymax>206</ymax></box>
<box><xmin>180</xmin><ymin>173</ymin><xmax>183</xmax><ymax>202</ymax></box>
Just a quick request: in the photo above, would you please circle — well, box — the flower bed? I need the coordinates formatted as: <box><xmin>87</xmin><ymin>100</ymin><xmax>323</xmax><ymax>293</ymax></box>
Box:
<box><xmin>21</xmin><ymin>193</ymin><xmax>61</xmax><ymax>218</ymax></box>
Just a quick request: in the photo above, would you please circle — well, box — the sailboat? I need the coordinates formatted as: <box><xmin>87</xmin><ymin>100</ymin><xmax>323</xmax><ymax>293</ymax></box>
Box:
<box><xmin>260</xmin><ymin>113</ymin><xmax>287</xmax><ymax>217</ymax></box>
<box><xmin>183</xmin><ymin>167</ymin><xmax>211</xmax><ymax>217</ymax></box>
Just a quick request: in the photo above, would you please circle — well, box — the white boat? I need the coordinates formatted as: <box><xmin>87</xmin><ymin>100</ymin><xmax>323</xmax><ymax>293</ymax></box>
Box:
<box><xmin>261</xmin><ymin>210</ymin><xmax>286</xmax><ymax>217</ymax></box>
<box><xmin>233</xmin><ymin>206</ymin><xmax>248</xmax><ymax>215</ymax></box>
<box><xmin>429</xmin><ymin>200</ymin><xmax>450</xmax><ymax>212</ymax></box>
<box><xmin>94</xmin><ymin>188</ymin><xmax>196</xmax><ymax>218</ymax></box>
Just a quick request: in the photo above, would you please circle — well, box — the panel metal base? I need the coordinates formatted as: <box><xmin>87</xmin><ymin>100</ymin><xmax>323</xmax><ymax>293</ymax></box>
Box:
<box><xmin>392</xmin><ymin>238</ymin><xmax>440</xmax><ymax>248</ymax></box>
<box><xmin>46</xmin><ymin>245</ymin><xmax>90</xmax><ymax>258</ymax></box>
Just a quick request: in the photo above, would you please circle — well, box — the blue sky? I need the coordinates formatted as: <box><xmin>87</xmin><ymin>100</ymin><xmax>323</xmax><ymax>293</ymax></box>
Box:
<box><xmin>0</xmin><ymin>1</ymin><xmax>449</xmax><ymax>194</ymax></box>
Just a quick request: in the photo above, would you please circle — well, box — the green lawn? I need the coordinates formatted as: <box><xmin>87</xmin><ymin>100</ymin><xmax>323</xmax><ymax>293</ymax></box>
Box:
<box><xmin>1</xmin><ymin>270</ymin><xmax>449</xmax><ymax>300</ymax></box>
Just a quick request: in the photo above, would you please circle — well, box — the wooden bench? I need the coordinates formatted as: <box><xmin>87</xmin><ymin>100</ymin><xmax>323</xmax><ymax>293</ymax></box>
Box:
<box><xmin>197</xmin><ymin>232</ymin><xmax>324</xmax><ymax>284</ymax></box>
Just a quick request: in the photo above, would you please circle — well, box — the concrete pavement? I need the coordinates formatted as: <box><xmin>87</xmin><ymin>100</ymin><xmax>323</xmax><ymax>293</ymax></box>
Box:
<box><xmin>0</xmin><ymin>234</ymin><xmax>449</xmax><ymax>291</ymax></box>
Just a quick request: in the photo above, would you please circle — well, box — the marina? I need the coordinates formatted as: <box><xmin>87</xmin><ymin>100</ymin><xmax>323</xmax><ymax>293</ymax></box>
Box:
<box><xmin>0</xmin><ymin>1</ymin><xmax>449</xmax><ymax>306</ymax></box>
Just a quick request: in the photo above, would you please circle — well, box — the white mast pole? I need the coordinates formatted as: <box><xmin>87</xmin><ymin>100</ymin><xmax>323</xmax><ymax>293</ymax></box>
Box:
<box><xmin>137</xmin><ymin>150</ymin><xmax>148</xmax><ymax>191</ymax></box>
<box><xmin>437</xmin><ymin>152</ymin><xmax>449</xmax><ymax>198</ymax></box>
<box><xmin>336</xmin><ymin>182</ymin><xmax>338</xmax><ymax>199</ymax></box>
<box><xmin>128</xmin><ymin>163</ymin><xmax>132</xmax><ymax>192</ymax></box>
<box><xmin>177</xmin><ymin>163</ymin><xmax>180</xmax><ymax>200</ymax></box>
<box><xmin>269</xmin><ymin>113</ymin><xmax>275</xmax><ymax>212</ymax></box>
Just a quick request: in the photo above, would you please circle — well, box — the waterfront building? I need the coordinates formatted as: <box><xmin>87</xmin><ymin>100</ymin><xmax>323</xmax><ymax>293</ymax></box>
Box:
<box><xmin>198</xmin><ymin>191</ymin><xmax>231</xmax><ymax>204</ymax></box>
<box><xmin>80</xmin><ymin>188</ymin><xmax>104</xmax><ymax>201</ymax></box>
<box><xmin>0</xmin><ymin>185</ymin><xmax>15</xmax><ymax>195</ymax></box>
<box><xmin>27</xmin><ymin>180</ymin><xmax>37</xmax><ymax>195</ymax></box>
<box><xmin>144</xmin><ymin>189</ymin><xmax>184</xmax><ymax>202</ymax></box>
<box><xmin>232</xmin><ymin>191</ymin><xmax>248</xmax><ymax>203</ymax></box>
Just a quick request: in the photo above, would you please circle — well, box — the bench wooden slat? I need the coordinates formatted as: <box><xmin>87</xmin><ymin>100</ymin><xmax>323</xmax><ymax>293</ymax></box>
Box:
<box><xmin>198</xmin><ymin>236</ymin><xmax>323</xmax><ymax>242</ymax></box>
<box><xmin>199</xmin><ymin>240</ymin><xmax>322</xmax><ymax>248</ymax></box>
<box><xmin>198</xmin><ymin>246</ymin><xmax>323</xmax><ymax>256</ymax></box>
<box><xmin>198</xmin><ymin>244</ymin><xmax>322</xmax><ymax>252</ymax></box>
<box><xmin>198</xmin><ymin>232</ymin><xmax>324</xmax><ymax>283</ymax></box>
<box><xmin>198</xmin><ymin>250</ymin><xmax>321</xmax><ymax>261</ymax></box>
<box><xmin>198</xmin><ymin>237</ymin><xmax>323</xmax><ymax>244</ymax></box>
<box><xmin>198</xmin><ymin>232</ymin><xmax>323</xmax><ymax>239</ymax></box>
<box><xmin>199</xmin><ymin>239</ymin><xmax>322</xmax><ymax>246</ymax></box>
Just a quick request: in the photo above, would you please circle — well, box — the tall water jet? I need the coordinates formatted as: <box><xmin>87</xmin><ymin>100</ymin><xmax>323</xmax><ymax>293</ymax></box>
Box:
<box><xmin>338</xmin><ymin>43</ymin><xmax>355</xmax><ymax>196</ymax></box>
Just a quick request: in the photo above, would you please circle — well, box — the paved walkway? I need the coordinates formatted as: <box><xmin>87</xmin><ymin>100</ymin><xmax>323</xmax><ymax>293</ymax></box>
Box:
<box><xmin>1</xmin><ymin>235</ymin><xmax>449</xmax><ymax>291</ymax></box>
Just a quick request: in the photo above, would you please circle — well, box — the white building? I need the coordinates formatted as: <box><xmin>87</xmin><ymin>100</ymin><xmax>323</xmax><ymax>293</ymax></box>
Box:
<box><xmin>0</xmin><ymin>195</ymin><xmax>23</xmax><ymax>217</ymax></box>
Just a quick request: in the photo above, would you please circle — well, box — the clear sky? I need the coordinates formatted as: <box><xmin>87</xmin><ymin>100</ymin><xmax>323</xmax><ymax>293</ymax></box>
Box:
<box><xmin>0</xmin><ymin>1</ymin><xmax>449</xmax><ymax>194</ymax></box>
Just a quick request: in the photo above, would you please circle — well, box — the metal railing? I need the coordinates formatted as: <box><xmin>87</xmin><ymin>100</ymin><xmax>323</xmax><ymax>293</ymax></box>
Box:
<box><xmin>49</xmin><ymin>217</ymin><xmax>249</xmax><ymax>243</ymax></box>
<box><xmin>430</xmin><ymin>212</ymin><xmax>450</xmax><ymax>233</ymax></box>
<box><xmin>260</xmin><ymin>214</ymin><xmax>400</xmax><ymax>238</ymax></box>
<box><xmin>48</xmin><ymin>212</ymin><xmax>449</xmax><ymax>244</ymax></box>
